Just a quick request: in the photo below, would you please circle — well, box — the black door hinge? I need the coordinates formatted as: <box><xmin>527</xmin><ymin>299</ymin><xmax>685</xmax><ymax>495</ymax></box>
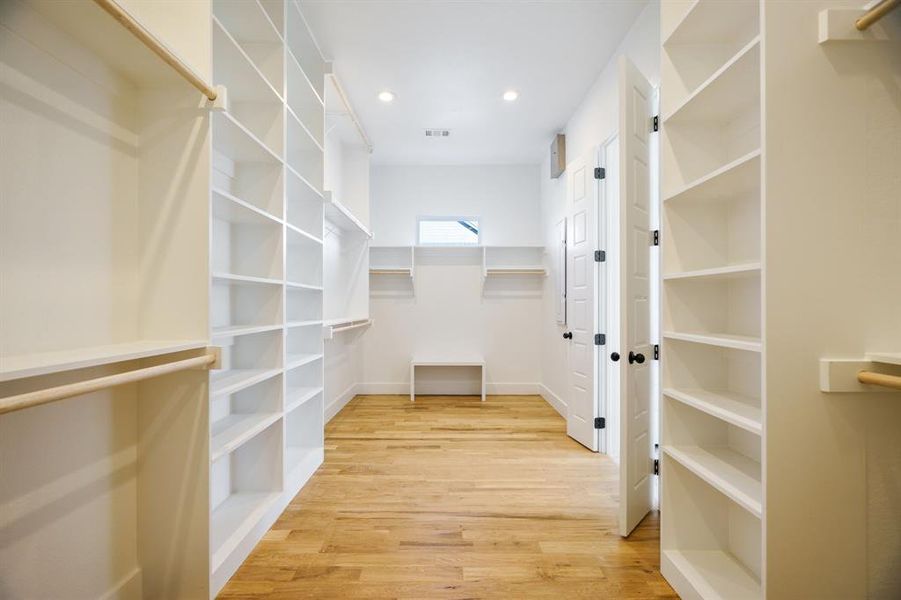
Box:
<box><xmin>594</xmin><ymin>250</ymin><xmax>606</xmax><ymax>262</ymax></box>
<box><xmin>652</xmin><ymin>115</ymin><xmax>659</xmax><ymax>132</ymax></box>
<box><xmin>653</xmin><ymin>344</ymin><xmax>659</xmax><ymax>360</ymax></box>
<box><xmin>594</xmin><ymin>167</ymin><xmax>606</xmax><ymax>180</ymax></box>
<box><xmin>652</xmin><ymin>230</ymin><xmax>660</xmax><ymax>246</ymax></box>
<box><xmin>594</xmin><ymin>417</ymin><xmax>606</xmax><ymax>429</ymax></box>
<box><xmin>653</xmin><ymin>458</ymin><xmax>660</xmax><ymax>475</ymax></box>
<box><xmin>595</xmin><ymin>333</ymin><xmax>606</xmax><ymax>346</ymax></box>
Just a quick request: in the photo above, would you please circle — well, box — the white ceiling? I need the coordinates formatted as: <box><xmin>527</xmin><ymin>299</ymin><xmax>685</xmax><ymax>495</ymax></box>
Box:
<box><xmin>301</xmin><ymin>0</ymin><xmax>647</xmax><ymax>165</ymax></box>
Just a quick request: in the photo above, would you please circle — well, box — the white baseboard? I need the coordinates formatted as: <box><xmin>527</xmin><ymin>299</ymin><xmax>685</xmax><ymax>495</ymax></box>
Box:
<box><xmin>539</xmin><ymin>384</ymin><xmax>567</xmax><ymax>418</ymax></box>
<box><xmin>325</xmin><ymin>383</ymin><xmax>358</xmax><ymax>423</ymax></box>
<box><xmin>356</xmin><ymin>382</ymin><xmax>540</xmax><ymax>395</ymax></box>
<box><xmin>99</xmin><ymin>566</ymin><xmax>142</xmax><ymax>600</ymax></box>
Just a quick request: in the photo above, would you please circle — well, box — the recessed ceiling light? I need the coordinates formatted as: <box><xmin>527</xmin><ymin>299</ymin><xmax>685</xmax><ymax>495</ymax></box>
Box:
<box><xmin>503</xmin><ymin>90</ymin><xmax>519</xmax><ymax>102</ymax></box>
<box><xmin>378</xmin><ymin>91</ymin><xmax>395</xmax><ymax>103</ymax></box>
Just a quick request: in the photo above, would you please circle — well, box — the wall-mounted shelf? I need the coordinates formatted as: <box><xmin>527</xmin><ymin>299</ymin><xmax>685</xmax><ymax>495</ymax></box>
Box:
<box><xmin>322</xmin><ymin>318</ymin><xmax>373</xmax><ymax>340</ymax></box>
<box><xmin>819</xmin><ymin>354</ymin><xmax>901</xmax><ymax>392</ymax></box>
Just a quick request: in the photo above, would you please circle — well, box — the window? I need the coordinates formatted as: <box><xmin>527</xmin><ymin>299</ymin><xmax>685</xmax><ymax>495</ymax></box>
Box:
<box><xmin>417</xmin><ymin>217</ymin><xmax>480</xmax><ymax>246</ymax></box>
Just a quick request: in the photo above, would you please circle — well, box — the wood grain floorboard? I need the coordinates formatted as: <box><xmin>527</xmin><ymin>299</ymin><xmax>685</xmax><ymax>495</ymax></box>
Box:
<box><xmin>219</xmin><ymin>395</ymin><xmax>676</xmax><ymax>599</ymax></box>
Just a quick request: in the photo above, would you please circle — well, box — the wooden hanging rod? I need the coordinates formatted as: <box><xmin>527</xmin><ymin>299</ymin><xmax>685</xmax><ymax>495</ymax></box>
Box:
<box><xmin>857</xmin><ymin>370</ymin><xmax>901</xmax><ymax>390</ymax></box>
<box><xmin>856</xmin><ymin>0</ymin><xmax>900</xmax><ymax>30</ymax></box>
<box><xmin>0</xmin><ymin>349</ymin><xmax>220</xmax><ymax>416</ymax></box>
<box><xmin>93</xmin><ymin>0</ymin><xmax>218</xmax><ymax>100</ymax></box>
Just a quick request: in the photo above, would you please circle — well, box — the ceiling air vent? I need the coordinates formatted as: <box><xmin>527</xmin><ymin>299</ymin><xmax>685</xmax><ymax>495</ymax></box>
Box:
<box><xmin>424</xmin><ymin>129</ymin><xmax>450</xmax><ymax>138</ymax></box>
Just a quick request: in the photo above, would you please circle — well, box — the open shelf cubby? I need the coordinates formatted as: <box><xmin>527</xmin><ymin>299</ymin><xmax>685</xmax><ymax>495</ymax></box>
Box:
<box><xmin>211</xmin><ymin>278</ymin><xmax>282</xmax><ymax>338</ymax></box>
<box><xmin>286</xmin><ymin>359</ymin><xmax>324</xmax><ymax>413</ymax></box>
<box><xmin>483</xmin><ymin>246</ymin><xmax>545</xmax><ymax>275</ymax></box>
<box><xmin>213</xmin><ymin>0</ymin><xmax>284</xmax><ymax>95</ymax></box>
<box><xmin>286</xmin><ymin>325</ymin><xmax>323</xmax><ymax>370</ymax></box>
<box><xmin>285</xmin><ymin>390</ymin><xmax>325</xmax><ymax>488</ymax></box>
<box><xmin>286</xmin><ymin>2</ymin><xmax>326</xmax><ymax>101</ymax></box>
<box><xmin>663</xmin><ymin>273</ymin><xmax>760</xmax><ymax>346</ymax></box>
<box><xmin>211</xmin><ymin>328</ymin><xmax>283</xmax><ymax>396</ymax></box>
<box><xmin>287</xmin><ymin>227</ymin><xmax>324</xmax><ymax>288</ymax></box>
<box><xmin>287</xmin><ymin>167</ymin><xmax>324</xmax><ymax>239</ymax></box>
<box><xmin>212</xmin><ymin>194</ymin><xmax>283</xmax><ymax>281</ymax></box>
<box><xmin>211</xmin><ymin>373</ymin><xmax>283</xmax><ymax>462</ymax></box>
<box><xmin>287</xmin><ymin>286</ymin><xmax>323</xmax><ymax>324</ymax></box>
<box><xmin>287</xmin><ymin>117</ymin><xmax>324</xmax><ymax>194</ymax></box>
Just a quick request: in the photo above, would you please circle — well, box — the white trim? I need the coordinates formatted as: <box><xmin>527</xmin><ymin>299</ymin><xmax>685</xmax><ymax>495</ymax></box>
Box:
<box><xmin>539</xmin><ymin>384</ymin><xmax>567</xmax><ymax>418</ymax></box>
<box><xmin>325</xmin><ymin>383</ymin><xmax>358</xmax><ymax>422</ymax></box>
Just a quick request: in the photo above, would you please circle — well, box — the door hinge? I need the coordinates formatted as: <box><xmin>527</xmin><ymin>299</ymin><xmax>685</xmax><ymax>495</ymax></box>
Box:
<box><xmin>594</xmin><ymin>167</ymin><xmax>606</xmax><ymax>180</ymax></box>
<box><xmin>653</xmin><ymin>344</ymin><xmax>659</xmax><ymax>360</ymax></box>
<box><xmin>594</xmin><ymin>250</ymin><xmax>606</xmax><ymax>262</ymax></box>
<box><xmin>653</xmin><ymin>458</ymin><xmax>660</xmax><ymax>475</ymax></box>
<box><xmin>594</xmin><ymin>333</ymin><xmax>606</xmax><ymax>346</ymax></box>
<box><xmin>594</xmin><ymin>417</ymin><xmax>606</xmax><ymax>429</ymax></box>
<box><xmin>652</xmin><ymin>230</ymin><xmax>660</xmax><ymax>246</ymax></box>
<box><xmin>652</xmin><ymin>115</ymin><xmax>659</xmax><ymax>132</ymax></box>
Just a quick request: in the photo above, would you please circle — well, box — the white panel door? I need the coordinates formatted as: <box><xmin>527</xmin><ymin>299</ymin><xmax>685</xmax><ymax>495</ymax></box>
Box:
<box><xmin>565</xmin><ymin>152</ymin><xmax>600</xmax><ymax>451</ymax></box>
<box><xmin>555</xmin><ymin>218</ymin><xmax>567</xmax><ymax>324</ymax></box>
<box><xmin>618</xmin><ymin>56</ymin><xmax>653</xmax><ymax>537</ymax></box>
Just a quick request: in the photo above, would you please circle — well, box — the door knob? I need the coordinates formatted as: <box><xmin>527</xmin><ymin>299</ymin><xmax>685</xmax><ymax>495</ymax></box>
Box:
<box><xmin>628</xmin><ymin>351</ymin><xmax>645</xmax><ymax>364</ymax></box>
<box><xmin>610</xmin><ymin>352</ymin><xmax>620</xmax><ymax>362</ymax></box>
<box><xmin>563</xmin><ymin>332</ymin><xmax>573</xmax><ymax>340</ymax></box>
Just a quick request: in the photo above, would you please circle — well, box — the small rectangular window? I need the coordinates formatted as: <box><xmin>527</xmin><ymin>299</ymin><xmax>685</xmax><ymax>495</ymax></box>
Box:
<box><xmin>417</xmin><ymin>217</ymin><xmax>480</xmax><ymax>246</ymax></box>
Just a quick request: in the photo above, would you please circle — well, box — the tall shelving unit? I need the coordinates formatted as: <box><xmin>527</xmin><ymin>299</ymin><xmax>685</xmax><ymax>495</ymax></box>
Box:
<box><xmin>209</xmin><ymin>0</ymin><xmax>326</xmax><ymax>592</ymax></box>
<box><xmin>659</xmin><ymin>1</ymin><xmax>764</xmax><ymax>598</ymax></box>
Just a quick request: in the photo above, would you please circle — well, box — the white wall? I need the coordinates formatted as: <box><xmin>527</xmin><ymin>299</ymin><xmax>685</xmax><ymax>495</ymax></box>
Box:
<box><xmin>359</xmin><ymin>165</ymin><xmax>543</xmax><ymax>394</ymax></box>
<box><xmin>539</xmin><ymin>1</ymin><xmax>660</xmax><ymax>413</ymax></box>
<box><xmin>369</xmin><ymin>165</ymin><xmax>542</xmax><ymax>246</ymax></box>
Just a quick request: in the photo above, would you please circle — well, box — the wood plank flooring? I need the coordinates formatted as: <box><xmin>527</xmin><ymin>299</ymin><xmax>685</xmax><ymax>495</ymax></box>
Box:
<box><xmin>219</xmin><ymin>395</ymin><xmax>676</xmax><ymax>599</ymax></box>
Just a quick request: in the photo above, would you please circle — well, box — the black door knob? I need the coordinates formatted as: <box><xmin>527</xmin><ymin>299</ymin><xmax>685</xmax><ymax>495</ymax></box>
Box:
<box><xmin>610</xmin><ymin>352</ymin><xmax>620</xmax><ymax>361</ymax></box>
<box><xmin>562</xmin><ymin>332</ymin><xmax>573</xmax><ymax>340</ymax></box>
<box><xmin>628</xmin><ymin>351</ymin><xmax>645</xmax><ymax>364</ymax></box>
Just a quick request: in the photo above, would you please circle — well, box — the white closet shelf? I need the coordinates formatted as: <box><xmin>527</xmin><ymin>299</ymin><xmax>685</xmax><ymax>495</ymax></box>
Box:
<box><xmin>868</xmin><ymin>352</ymin><xmax>901</xmax><ymax>366</ymax></box>
<box><xmin>485</xmin><ymin>267</ymin><xmax>546</xmax><ymax>276</ymax></box>
<box><xmin>286</xmin><ymin>164</ymin><xmax>324</xmax><ymax>198</ymax></box>
<box><xmin>286</xmin><ymin>45</ymin><xmax>325</xmax><ymax>106</ymax></box>
<box><xmin>287</xmin><ymin>223</ymin><xmax>324</xmax><ymax>245</ymax></box>
<box><xmin>211</xmin><ymin>368</ymin><xmax>281</xmax><ymax>398</ymax></box>
<box><xmin>664</xmin><ymin>37</ymin><xmax>760</xmax><ymax>124</ymax></box>
<box><xmin>664</xmin><ymin>150</ymin><xmax>760</xmax><ymax>204</ymax></box>
<box><xmin>212</xmin><ymin>188</ymin><xmax>282</xmax><ymax>226</ymax></box>
<box><xmin>370</xmin><ymin>268</ymin><xmax>412</xmax><ymax>276</ymax></box>
<box><xmin>285</xmin><ymin>353</ymin><xmax>323</xmax><ymax>370</ymax></box>
<box><xmin>287</xmin><ymin>106</ymin><xmax>324</xmax><ymax>153</ymax></box>
<box><xmin>322</xmin><ymin>318</ymin><xmax>373</xmax><ymax>339</ymax></box>
<box><xmin>213</xmin><ymin>111</ymin><xmax>282</xmax><ymax>164</ymax></box>
<box><xmin>212</xmin><ymin>324</ymin><xmax>282</xmax><ymax>339</ymax></box>
<box><xmin>285</xmin><ymin>386</ymin><xmax>323</xmax><ymax>413</ymax></box>
<box><xmin>285</xmin><ymin>281</ymin><xmax>323</xmax><ymax>292</ymax></box>
<box><xmin>27</xmin><ymin>0</ymin><xmax>214</xmax><ymax>93</ymax></box>
<box><xmin>212</xmin><ymin>16</ymin><xmax>283</xmax><ymax>104</ymax></box>
<box><xmin>214</xmin><ymin>0</ymin><xmax>282</xmax><ymax>46</ymax></box>
<box><xmin>212</xmin><ymin>273</ymin><xmax>282</xmax><ymax>286</ymax></box>
<box><xmin>664</xmin><ymin>388</ymin><xmax>762</xmax><ymax>436</ymax></box>
<box><xmin>211</xmin><ymin>412</ymin><xmax>282</xmax><ymax>462</ymax></box>
<box><xmin>663</xmin><ymin>0</ymin><xmax>759</xmax><ymax>46</ymax></box>
<box><xmin>286</xmin><ymin>320</ymin><xmax>322</xmax><ymax>328</ymax></box>
<box><xmin>664</xmin><ymin>445</ymin><xmax>762</xmax><ymax>518</ymax></box>
<box><xmin>0</xmin><ymin>340</ymin><xmax>208</xmax><ymax>382</ymax></box>
<box><xmin>663</xmin><ymin>263</ymin><xmax>760</xmax><ymax>282</ymax></box>
<box><xmin>323</xmin><ymin>195</ymin><xmax>371</xmax><ymax>237</ymax></box>
<box><xmin>662</xmin><ymin>549</ymin><xmax>762</xmax><ymax>600</ymax></box>
<box><xmin>664</xmin><ymin>331</ymin><xmax>762</xmax><ymax>353</ymax></box>
<box><xmin>211</xmin><ymin>491</ymin><xmax>281</xmax><ymax>573</ymax></box>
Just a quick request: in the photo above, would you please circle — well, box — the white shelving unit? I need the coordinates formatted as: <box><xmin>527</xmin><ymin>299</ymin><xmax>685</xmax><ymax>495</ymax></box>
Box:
<box><xmin>660</xmin><ymin>1</ymin><xmax>763</xmax><ymax>598</ymax></box>
<box><xmin>209</xmin><ymin>0</ymin><xmax>325</xmax><ymax>593</ymax></box>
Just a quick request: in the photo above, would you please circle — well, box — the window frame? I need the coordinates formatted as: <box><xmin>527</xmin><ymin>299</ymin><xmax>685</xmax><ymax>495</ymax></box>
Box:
<box><xmin>416</xmin><ymin>215</ymin><xmax>482</xmax><ymax>246</ymax></box>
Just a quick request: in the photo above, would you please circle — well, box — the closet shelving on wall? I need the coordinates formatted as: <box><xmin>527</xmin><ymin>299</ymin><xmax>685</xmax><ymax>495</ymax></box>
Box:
<box><xmin>209</xmin><ymin>0</ymin><xmax>326</xmax><ymax>592</ymax></box>
<box><xmin>659</xmin><ymin>0</ymin><xmax>763</xmax><ymax>598</ymax></box>
<box><xmin>482</xmin><ymin>246</ymin><xmax>546</xmax><ymax>276</ymax></box>
<box><xmin>322</xmin><ymin>73</ymin><xmax>372</xmax><ymax>334</ymax></box>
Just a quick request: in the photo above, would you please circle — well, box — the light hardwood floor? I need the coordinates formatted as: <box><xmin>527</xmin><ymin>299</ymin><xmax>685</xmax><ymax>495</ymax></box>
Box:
<box><xmin>219</xmin><ymin>395</ymin><xmax>676</xmax><ymax>599</ymax></box>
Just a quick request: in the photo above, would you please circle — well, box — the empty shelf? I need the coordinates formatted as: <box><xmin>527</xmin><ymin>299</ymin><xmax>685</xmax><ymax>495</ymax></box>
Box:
<box><xmin>213</xmin><ymin>111</ymin><xmax>281</xmax><ymax>163</ymax></box>
<box><xmin>370</xmin><ymin>268</ymin><xmax>412</xmax><ymax>275</ymax></box>
<box><xmin>0</xmin><ymin>340</ymin><xmax>208</xmax><ymax>382</ymax></box>
<box><xmin>324</xmin><ymin>195</ymin><xmax>372</xmax><ymax>237</ymax></box>
<box><xmin>663</xmin><ymin>0</ymin><xmax>759</xmax><ymax>46</ymax></box>
<box><xmin>664</xmin><ymin>150</ymin><xmax>760</xmax><ymax>204</ymax></box>
<box><xmin>664</xmin><ymin>445</ymin><xmax>762</xmax><ymax>518</ymax></box>
<box><xmin>664</xmin><ymin>388</ymin><xmax>762</xmax><ymax>435</ymax></box>
<box><xmin>212</xmin><ymin>188</ymin><xmax>282</xmax><ymax>225</ymax></box>
<box><xmin>663</xmin><ymin>263</ymin><xmax>760</xmax><ymax>282</ymax></box>
<box><xmin>662</xmin><ymin>549</ymin><xmax>761</xmax><ymax>600</ymax></box>
<box><xmin>285</xmin><ymin>353</ymin><xmax>323</xmax><ymax>370</ymax></box>
<box><xmin>211</xmin><ymin>368</ymin><xmax>281</xmax><ymax>398</ymax></box>
<box><xmin>485</xmin><ymin>267</ymin><xmax>546</xmax><ymax>275</ymax></box>
<box><xmin>285</xmin><ymin>281</ymin><xmax>323</xmax><ymax>291</ymax></box>
<box><xmin>867</xmin><ymin>352</ymin><xmax>901</xmax><ymax>366</ymax></box>
<box><xmin>664</xmin><ymin>331</ymin><xmax>762</xmax><ymax>353</ymax></box>
<box><xmin>211</xmin><ymin>413</ymin><xmax>281</xmax><ymax>462</ymax></box>
<box><xmin>212</xmin><ymin>273</ymin><xmax>282</xmax><ymax>286</ymax></box>
<box><xmin>286</xmin><ymin>223</ymin><xmax>324</xmax><ymax>245</ymax></box>
<box><xmin>211</xmin><ymin>492</ymin><xmax>281</xmax><ymax>572</ymax></box>
<box><xmin>285</xmin><ymin>386</ymin><xmax>323</xmax><ymax>413</ymax></box>
<box><xmin>212</xmin><ymin>324</ymin><xmax>282</xmax><ymax>339</ymax></box>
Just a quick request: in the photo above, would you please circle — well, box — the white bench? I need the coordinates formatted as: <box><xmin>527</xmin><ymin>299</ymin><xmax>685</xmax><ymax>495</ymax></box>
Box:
<box><xmin>410</xmin><ymin>356</ymin><xmax>486</xmax><ymax>402</ymax></box>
